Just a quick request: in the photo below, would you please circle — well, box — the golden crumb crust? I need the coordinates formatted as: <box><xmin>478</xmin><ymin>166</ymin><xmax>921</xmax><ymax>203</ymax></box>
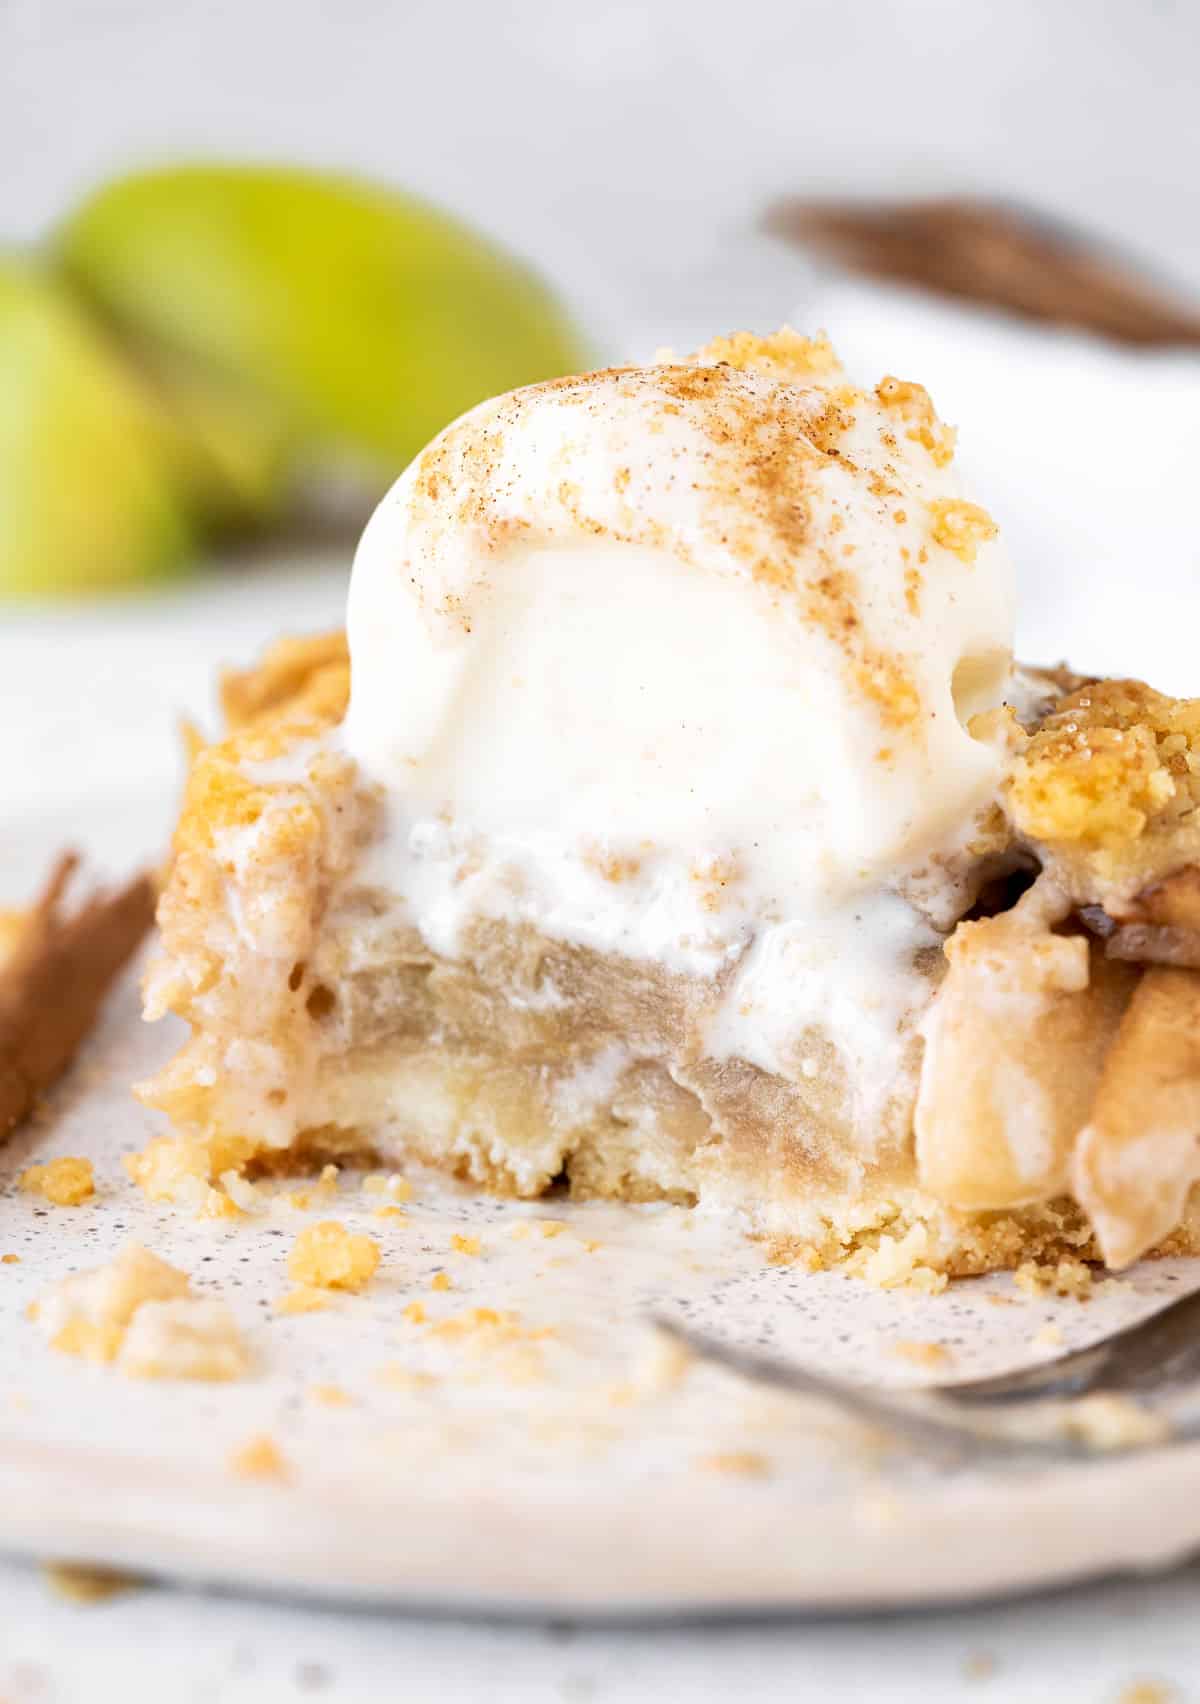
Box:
<box><xmin>220</xmin><ymin>631</ymin><xmax>350</xmax><ymax>733</ymax></box>
<box><xmin>176</xmin><ymin>631</ymin><xmax>351</xmax><ymax>859</ymax></box>
<box><xmin>138</xmin><ymin>630</ymin><xmax>378</xmax><ymax>1187</ymax></box>
<box><xmin>1008</xmin><ymin>678</ymin><xmax>1200</xmax><ymax>904</ymax></box>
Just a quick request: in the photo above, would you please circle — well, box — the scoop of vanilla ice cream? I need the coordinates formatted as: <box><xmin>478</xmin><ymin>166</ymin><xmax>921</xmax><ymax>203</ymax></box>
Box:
<box><xmin>346</xmin><ymin>334</ymin><xmax>1013</xmax><ymax>983</ymax></box>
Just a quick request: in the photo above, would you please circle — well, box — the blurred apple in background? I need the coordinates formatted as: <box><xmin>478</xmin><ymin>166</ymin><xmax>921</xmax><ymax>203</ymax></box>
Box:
<box><xmin>0</xmin><ymin>256</ymin><xmax>194</xmax><ymax>597</ymax></box>
<box><xmin>56</xmin><ymin>166</ymin><xmax>589</xmax><ymax>485</ymax></box>
<box><xmin>1</xmin><ymin>164</ymin><xmax>590</xmax><ymax>598</ymax></box>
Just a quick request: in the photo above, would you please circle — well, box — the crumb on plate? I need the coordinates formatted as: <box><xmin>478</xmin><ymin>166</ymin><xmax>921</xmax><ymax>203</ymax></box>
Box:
<box><xmin>636</xmin><ymin>1329</ymin><xmax>694</xmax><ymax>1395</ymax></box>
<box><xmin>230</xmin><ymin>1433</ymin><xmax>288</xmax><ymax>1480</ymax></box>
<box><xmin>274</xmin><ymin>1285</ymin><xmax>333</xmax><ymax>1316</ymax></box>
<box><xmin>287</xmin><ymin>1220</ymin><xmax>380</xmax><ymax>1292</ymax></box>
<box><xmin>1116</xmin><ymin>1681</ymin><xmax>1178</xmax><ymax>1704</ymax></box>
<box><xmin>118</xmin><ymin>1297</ymin><xmax>250</xmax><ymax>1382</ymax></box>
<box><xmin>376</xmin><ymin>1362</ymin><xmax>436</xmax><ymax>1391</ymax></box>
<box><xmin>363</xmin><ymin>1172</ymin><xmax>413</xmax><ymax>1202</ymax></box>
<box><xmin>20</xmin><ymin>1156</ymin><xmax>94</xmax><ymax>1206</ymax></box>
<box><xmin>1059</xmin><ymin>1392</ymin><xmax>1171</xmax><ymax>1451</ymax></box>
<box><xmin>1014</xmin><ymin>1258</ymin><xmax>1096</xmax><ymax>1300</ymax></box>
<box><xmin>429</xmin><ymin>1307</ymin><xmax>554</xmax><ymax>1354</ymax></box>
<box><xmin>890</xmin><ymin>1338</ymin><xmax>952</xmax><ymax>1369</ymax></box>
<box><xmin>286</xmin><ymin>1163</ymin><xmax>341</xmax><ymax>1212</ymax></box>
<box><xmin>696</xmin><ymin>1451</ymin><xmax>771</xmax><ymax>1478</ymax></box>
<box><xmin>33</xmin><ymin>1242</ymin><xmax>248</xmax><ymax>1380</ymax></box>
<box><xmin>34</xmin><ymin>1242</ymin><xmax>190</xmax><ymax>1363</ymax></box>
<box><xmin>308</xmin><ymin>1383</ymin><xmax>354</xmax><ymax>1407</ymax></box>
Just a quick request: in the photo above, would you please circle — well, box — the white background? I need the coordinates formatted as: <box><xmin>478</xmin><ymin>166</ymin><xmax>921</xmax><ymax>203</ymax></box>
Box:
<box><xmin>4</xmin><ymin>3</ymin><xmax>1200</xmax><ymax>1697</ymax></box>
<box><xmin>6</xmin><ymin>0</ymin><xmax>1200</xmax><ymax>334</ymax></box>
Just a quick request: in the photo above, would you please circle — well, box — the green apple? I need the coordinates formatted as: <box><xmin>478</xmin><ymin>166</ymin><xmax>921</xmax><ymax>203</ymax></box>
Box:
<box><xmin>54</xmin><ymin>164</ymin><xmax>592</xmax><ymax>489</ymax></box>
<box><xmin>146</xmin><ymin>353</ymin><xmax>295</xmax><ymax>534</ymax></box>
<box><xmin>0</xmin><ymin>256</ymin><xmax>193</xmax><ymax>597</ymax></box>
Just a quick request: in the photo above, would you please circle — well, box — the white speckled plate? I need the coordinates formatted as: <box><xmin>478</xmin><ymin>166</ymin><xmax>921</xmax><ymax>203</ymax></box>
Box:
<box><xmin>3</xmin><ymin>965</ymin><xmax>1200</xmax><ymax>1615</ymax></box>
<box><xmin>5</xmin><ymin>569</ymin><xmax>1200</xmax><ymax>1617</ymax></box>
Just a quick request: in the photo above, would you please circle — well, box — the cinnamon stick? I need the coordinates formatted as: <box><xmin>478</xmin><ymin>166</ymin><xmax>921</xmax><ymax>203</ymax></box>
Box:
<box><xmin>0</xmin><ymin>853</ymin><xmax>156</xmax><ymax>1138</ymax></box>
<box><xmin>766</xmin><ymin>196</ymin><xmax>1200</xmax><ymax>348</ymax></box>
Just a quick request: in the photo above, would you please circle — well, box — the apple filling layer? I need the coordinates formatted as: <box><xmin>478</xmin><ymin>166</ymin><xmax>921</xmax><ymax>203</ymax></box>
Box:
<box><xmin>133</xmin><ymin>635</ymin><xmax>1200</xmax><ymax>1278</ymax></box>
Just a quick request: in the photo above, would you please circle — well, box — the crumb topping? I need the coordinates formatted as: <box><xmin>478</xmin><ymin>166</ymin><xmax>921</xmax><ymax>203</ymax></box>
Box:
<box><xmin>875</xmin><ymin>375</ymin><xmax>957</xmax><ymax>466</ymax></box>
<box><xmin>890</xmin><ymin>1338</ymin><xmax>952</xmax><ymax>1368</ymax></box>
<box><xmin>165</xmin><ymin>635</ymin><xmax>353</xmax><ymax>859</ymax></box>
<box><xmin>35</xmin><ymin>1242</ymin><xmax>190</xmax><ymax>1364</ymax></box>
<box><xmin>1057</xmin><ymin>1391</ymin><xmax>1170</xmax><ymax>1450</ymax></box>
<box><xmin>679</xmin><ymin>327</ymin><xmax>842</xmax><ymax>383</ymax></box>
<box><xmin>635</xmin><ymin>1329</ymin><xmax>694</xmax><ymax>1394</ymax></box>
<box><xmin>287</xmin><ymin>1221</ymin><xmax>380</xmax><ymax>1293</ymax></box>
<box><xmin>1014</xmin><ymin>1258</ymin><xmax>1098</xmax><ymax>1300</ymax></box>
<box><xmin>124</xmin><ymin>1136</ymin><xmax>226</xmax><ymax>1202</ymax></box>
<box><xmin>363</xmin><ymin>1172</ymin><xmax>413</xmax><ymax>1202</ymax></box>
<box><xmin>427</xmin><ymin>1306</ymin><xmax>554</xmax><ymax>1350</ymax></box>
<box><xmin>274</xmin><ymin>1285</ymin><xmax>332</xmax><ymax>1315</ymax></box>
<box><xmin>119</xmin><ymin>1297</ymin><xmax>249</xmax><ymax>1382</ymax></box>
<box><xmin>230</xmin><ymin>1434</ymin><xmax>288</xmax><ymax>1479</ymax></box>
<box><xmin>696</xmin><ymin>1451</ymin><xmax>771</xmax><ymax>1477</ymax></box>
<box><xmin>1116</xmin><ymin>1682</ymin><xmax>1178</xmax><ymax>1704</ymax></box>
<box><xmin>287</xmin><ymin>1166</ymin><xmax>341</xmax><ymax>1212</ymax></box>
<box><xmin>123</xmin><ymin>1136</ymin><xmax>255</xmax><ymax>1216</ymax></box>
<box><xmin>20</xmin><ymin>1155</ymin><xmax>94</xmax><ymax>1206</ymax></box>
<box><xmin>375</xmin><ymin>1363</ymin><xmax>436</xmax><ymax>1391</ymax></box>
<box><xmin>308</xmin><ymin>1382</ymin><xmax>354</xmax><ymax>1406</ymax></box>
<box><xmin>927</xmin><ymin>498</ymin><xmax>998</xmax><ymax>563</ymax></box>
<box><xmin>1032</xmin><ymin>1322</ymin><xmax>1064</xmax><ymax>1350</ymax></box>
<box><xmin>33</xmin><ymin>1242</ymin><xmax>248</xmax><ymax>1380</ymax></box>
<box><xmin>1007</xmin><ymin>680</ymin><xmax>1200</xmax><ymax>901</ymax></box>
<box><xmin>220</xmin><ymin>631</ymin><xmax>350</xmax><ymax>733</ymax></box>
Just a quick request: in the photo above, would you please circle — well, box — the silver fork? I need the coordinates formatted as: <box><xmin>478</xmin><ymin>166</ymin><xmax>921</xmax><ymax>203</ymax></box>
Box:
<box><xmin>934</xmin><ymin>1282</ymin><xmax>1200</xmax><ymax>1407</ymax></box>
<box><xmin>651</xmin><ymin>1284</ymin><xmax>1200</xmax><ymax>1462</ymax></box>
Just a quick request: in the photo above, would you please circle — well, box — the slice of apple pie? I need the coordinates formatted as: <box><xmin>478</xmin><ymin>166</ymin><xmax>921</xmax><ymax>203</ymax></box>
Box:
<box><xmin>132</xmin><ymin>330</ymin><xmax>1200</xmax><ymax>1279</ymax></box>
